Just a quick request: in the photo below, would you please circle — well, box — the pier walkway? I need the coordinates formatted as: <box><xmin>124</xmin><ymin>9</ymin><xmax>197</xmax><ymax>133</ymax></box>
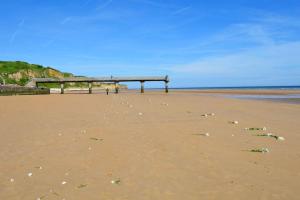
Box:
<box><xmin>29</xmin><ymin>76</ymin><xmax>169</xmax><ymax>94</ymax></box>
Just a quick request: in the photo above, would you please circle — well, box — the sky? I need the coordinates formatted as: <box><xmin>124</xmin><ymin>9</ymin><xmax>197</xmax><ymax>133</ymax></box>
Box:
<box><xmin>1</xmin><ymin>0</ymin><xmax>300</xmax><ymax>88</ymax></box>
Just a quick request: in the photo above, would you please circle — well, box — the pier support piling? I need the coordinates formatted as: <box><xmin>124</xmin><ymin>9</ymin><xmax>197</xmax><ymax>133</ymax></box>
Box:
<box><xmin>88</xmin><ymin>82</ymin><xmax>92</xmax><ymax>94</ymax></box>
<box><xmin>115</xmin><ymin>82</ymin><xmax>119</xmax><ymax>94</ymax></box>
<box><xmin>60</xmin><ymin>82</ymin><xmax>65</xmax><ymax>94</ymax></box>
<box><xmin>141</xmin><ymin>81</ymin><xmax>145</xmax><ymax>93</ymax></box>
<box><xmin>165</xmin><ymin>81</ymin><xmax>169</xmax><ymax>93</ymax></box>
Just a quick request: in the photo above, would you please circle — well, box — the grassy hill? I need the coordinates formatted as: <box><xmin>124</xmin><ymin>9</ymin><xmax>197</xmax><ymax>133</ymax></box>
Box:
<box><xmin>0</xmin><ymin>61</ymin><xmax>73</xmax><ymax>86</ymax></box>
<box><xmin>0</xmin><ymin>61</ymin><xmax>127</xmax><ymax>89</ymax></box>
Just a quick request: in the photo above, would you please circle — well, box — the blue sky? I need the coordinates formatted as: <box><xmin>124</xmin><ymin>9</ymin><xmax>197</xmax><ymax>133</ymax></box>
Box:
<box><xmin>1</xmin><ymin>0</ymin><xmax>300</xmax><ymax>87</ymax></box>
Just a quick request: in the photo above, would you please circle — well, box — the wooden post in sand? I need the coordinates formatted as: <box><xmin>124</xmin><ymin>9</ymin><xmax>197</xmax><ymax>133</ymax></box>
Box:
<box><xmin>88</xmin><ymin>82</ymin><xmax>92</xmax><ymax>94</ymax></box>
<box><xmin>165</xmin><ymin>81</ymin><xmax>169</xmax><ymax>93</ymax></box>
<box><xmin>60</xmin><ymin>82</ymin><xmax>64</xmax><ymax>94</ymax></box>
<box><xmin>115</xmin><ymin>82</ymin><xmax>119</xmax><ymax>94</ymax></box>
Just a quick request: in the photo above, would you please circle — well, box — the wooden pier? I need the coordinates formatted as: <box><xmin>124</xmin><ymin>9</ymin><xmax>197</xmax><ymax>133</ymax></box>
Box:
<box><xmin>30</xmin><ymin>76</ymin><xmax>169</xmax><ymax>94</ymax></box>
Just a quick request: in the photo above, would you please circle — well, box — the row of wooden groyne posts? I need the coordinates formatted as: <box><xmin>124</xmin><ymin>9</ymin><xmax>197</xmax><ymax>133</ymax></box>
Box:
<box><xmin>27</xmin><ymin>75</ymin><xmax>170</xmax><ymax>94</ymax></box>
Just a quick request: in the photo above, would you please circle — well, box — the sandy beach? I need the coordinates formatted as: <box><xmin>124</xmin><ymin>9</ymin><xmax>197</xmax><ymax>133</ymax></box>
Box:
<box><xmin>1</xmin><ymin>90</ymin><xmax>300</xmax><ymax>200</ymax></box>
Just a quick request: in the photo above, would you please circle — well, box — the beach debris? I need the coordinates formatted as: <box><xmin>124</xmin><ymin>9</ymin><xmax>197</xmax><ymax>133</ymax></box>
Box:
<box><xmin>255</xmin><ymin>133</ymin><xmax>285</xmax><ymax>141</ymax></box>
<box><xmin>248</xmin><ymin>148</ymin><xmax>270</xmax><ymax>153</ymax></box>
<box><xmin>28</xmin><ymin>172</ymin><xmax>33</xmax><ymax>177</ymax></box>
<box><xmin>35</xmin><ymin>166</ymin><xmax>43</xmax><ymax>170</ymax></box>
<box><xmin>89</xmin><ymin>137</ymin><xmax>103</xmax><ymax>141</ymax></box>
<box><xmin>245</xmin><ymin>127</ymin><xmax>267</xmax><ymax>131</ymax></box>
<box><xmin>10</xmin><ymin>178</ymin><xmax>14</xmax><ymax>182</ymax></box>
<box><xmin>77</xmin><ymin>184</ymin><xmax>88</xmax><ymax>189</ymax></box>
<box><xmin>111</xmin><ymin>178</ymin><xmax>121</xmax><ymax>185</ymax></box>
<box><xmin>277</xmin><ymin>136</ymin><xmax>285</xmax><ymax>141</ymax></box>
<box><xmin>61</xmin><ymin>181</ymin><xmax>67</xmax><ymax>185</ymax></box>
<box><xmin>229</xmin><ymin>121</ymin><xmax>239</xmax><ymax>124</ymax></box>
<box><xmin>201</xmin><ymin>113</ymin><xmax>215</xmax><ymax>117</ymax></box>
<box><xmin>193</xmin><ymin>133</ymin><xmax>210</xmax><ymax>137</ymax></box>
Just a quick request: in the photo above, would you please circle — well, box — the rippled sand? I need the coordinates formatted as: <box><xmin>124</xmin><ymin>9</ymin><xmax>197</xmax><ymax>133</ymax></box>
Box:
<box><xmin>1</xmin><ymin>91</ymin><xmax>300</xmax><ymax>200</ymax></box>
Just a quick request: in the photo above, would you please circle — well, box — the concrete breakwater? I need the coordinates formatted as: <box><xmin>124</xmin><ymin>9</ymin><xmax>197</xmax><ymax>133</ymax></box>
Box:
<box><xmin>0</xmin><ymin>85</ymin><xmax>50</xmax><ymax>96</ymax></box>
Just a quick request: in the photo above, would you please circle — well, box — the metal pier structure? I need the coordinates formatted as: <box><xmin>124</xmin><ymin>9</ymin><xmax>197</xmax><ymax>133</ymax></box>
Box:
<box><xmin>29</xmin><ymin>76</ymin><xmax>170</xmax><ymax>94</ymax></box>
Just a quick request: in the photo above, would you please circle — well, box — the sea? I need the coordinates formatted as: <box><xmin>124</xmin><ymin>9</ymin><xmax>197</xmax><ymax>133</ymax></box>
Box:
<box><xmin>170</xmin><ymin>86</ymin><xmax>300</xmax><ymax>90</ymax></box>
<box><xmin>170</xmin><ymin>86</ymin><xmax>300</xmax><ymax>104</ymax></box>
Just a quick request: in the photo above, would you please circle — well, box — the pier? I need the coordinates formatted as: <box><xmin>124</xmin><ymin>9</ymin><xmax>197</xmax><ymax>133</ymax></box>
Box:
<box><xmin>30</xmin><ymin>76</ymin><xmax>170</xmax><ymax>94</ymax></box>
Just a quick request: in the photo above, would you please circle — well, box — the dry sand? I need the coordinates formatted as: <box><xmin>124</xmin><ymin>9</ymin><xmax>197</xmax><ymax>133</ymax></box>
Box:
<box><xmin>1</xmin><ymin>91</ymin><xmax>300</xmax><ymax>200</ymax></box>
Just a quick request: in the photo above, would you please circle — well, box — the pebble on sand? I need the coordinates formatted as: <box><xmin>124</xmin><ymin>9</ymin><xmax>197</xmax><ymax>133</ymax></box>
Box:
<box><xmin>277</xmin><ymin>136</ymin><xmax>285</xmax><ymax>141</ymax></box>
<box><xmin>28</xmin><ymin>172</ymin><xmax>33</xmax><ymax>177</ymax></box>
<box><xmin>61</xmin><ymin>181</ymin><xmax>67</xmax><ymax>185</ymax></box>
<box><xmin>111</xmin><ymin>179</ymin><xmax>121</xmax><ymax>185</ymax></box>
<box><xmin>138</xmin><ymin>112</ymin><xmax>143</xmax><ymax>116</ymax></box>
<box><xmin>10</xmin><ymin>178</ymin><xmax>14</xmax><ymax>182</ymax></box>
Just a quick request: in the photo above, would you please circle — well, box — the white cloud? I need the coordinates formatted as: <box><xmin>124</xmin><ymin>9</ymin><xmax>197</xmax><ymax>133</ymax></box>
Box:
<box><xmin>171</xmin><ymin>41</ymin><xmax>300</xmax><ymax>79</ymax></box>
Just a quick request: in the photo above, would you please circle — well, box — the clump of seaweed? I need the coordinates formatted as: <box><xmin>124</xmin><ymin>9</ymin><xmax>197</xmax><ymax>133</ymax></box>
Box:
<box><xmin>247</xmin><ymin>148</ymin><xmax>270</xmax><ymax>153</ymax></box>
<box><xmin>255</xmin><ymin>133</ymin><xmax>285</xmax><ymax>141</ymax></box>
<box><xmin>245</xmin><ymin>127</ymin><xmax>267</xmax><ymax>131</ymax></box>
<box><xmin>89</xmin><ymin>137</ymin><xmax>103</xmax><ymax>141</ymax></box>
<box><xmin>77</xmin><ymin>184</ymin><xmax>88</xmax><ymax>189</ymax></box>
<box><xmin>201</xmin><ymin>113</ymin><xmax>215</xmax><ymax>117</ymax></box>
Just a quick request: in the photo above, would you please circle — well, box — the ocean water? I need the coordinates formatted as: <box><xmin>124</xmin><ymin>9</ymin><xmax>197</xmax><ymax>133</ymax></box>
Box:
<box><xmin>170</xmin><ymin>85</ymin><xmax>300</xmax><ymax>104</ymax></box>
<box><xmin>170</xmin><ymin>86</ymin><xmax>300</xmax><ymax>90</ymax></box>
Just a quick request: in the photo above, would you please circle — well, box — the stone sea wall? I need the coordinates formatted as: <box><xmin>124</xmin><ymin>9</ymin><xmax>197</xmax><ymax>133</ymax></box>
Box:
<box><xmin>0</xmin><ymin>85</ymin><xmax>50</xmax><ymax>96</ymax></box>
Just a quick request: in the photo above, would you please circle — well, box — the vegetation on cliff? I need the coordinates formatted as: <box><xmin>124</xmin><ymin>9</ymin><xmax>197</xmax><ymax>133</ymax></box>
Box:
<box><xmin>0</xmin><ymin>61</ymin><xmax>72</xmax><ymax>86</ymax></box>
<box><xmin>0</xmin><ymin>61</ymin><xmax>127</xmax><ymax>89</ymax></box>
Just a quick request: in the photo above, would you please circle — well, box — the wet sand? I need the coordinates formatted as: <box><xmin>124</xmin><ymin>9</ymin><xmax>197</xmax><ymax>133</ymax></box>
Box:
<box><xmin>1</xmin><ymin>91</ymin><xmax>300</xmax><ymax>200</ymax></box>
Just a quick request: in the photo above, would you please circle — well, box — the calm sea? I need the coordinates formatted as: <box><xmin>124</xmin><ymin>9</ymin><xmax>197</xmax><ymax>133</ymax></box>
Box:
<box><xmin>170</xmin><ymin>86</ymin><xmax>300</xmax><ymax>90</ymax></box>
<box><xmin>170</xmin><ymin>86</ymin><xmax>300</xmax><ymax>104</ymax></box>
